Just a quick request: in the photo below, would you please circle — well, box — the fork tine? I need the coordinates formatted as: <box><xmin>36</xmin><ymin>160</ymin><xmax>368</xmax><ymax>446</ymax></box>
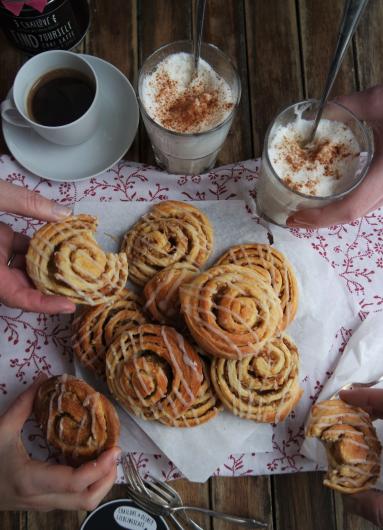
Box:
<box><xmin>145</xmin><ymin>481</ymin><xmax>173</xmax><ymax>503</ymax></box>
<box><xmin>150</xmin><ymin>476</ymin><xmax>181</xmax><ymax>498</ymax></box>
<box><xmin>122</xmin><ymin>454</ymin><xmax>144</xmax><ymax>494</ymax></box>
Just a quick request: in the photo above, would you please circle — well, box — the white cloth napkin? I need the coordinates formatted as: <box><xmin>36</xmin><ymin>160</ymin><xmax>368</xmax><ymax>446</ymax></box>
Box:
<box><xmin>301</xmin><ymin>312</ymin><xmax>383</xmax><ymax>489</ymax></box>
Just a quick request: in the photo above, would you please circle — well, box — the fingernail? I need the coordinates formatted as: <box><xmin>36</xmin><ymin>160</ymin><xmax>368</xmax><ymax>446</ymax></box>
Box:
<box><xmin>287</xmin><ymin>217</ymin><xmax>311</xmax><ymax>228</ymax></box>
<box><xmin>34</xmin><ymin>372</ymin><xmax>48</xmax><ymax>384</ymax></box>
<box><xmin>61</xmin><ymin>303</ymin><xmax>76</xmax><ymax>314</ymax></box>
<box><xmin>52</xmin><ymin>203</ymin><xmax>72</xmax><ymax>219</ymax></box>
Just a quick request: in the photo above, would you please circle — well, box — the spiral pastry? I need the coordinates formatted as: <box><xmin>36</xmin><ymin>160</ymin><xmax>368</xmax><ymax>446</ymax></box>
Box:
<box><xmin>161</xmin><ymin>359</ymin><xmax>222</xmax><ymax>427</ymax></box>
<box><xmin>144</xmin><ymin>263</ymin><xmax>198</xmax><ymax>326</ymax></box>
<box><xmin>180</xmin><ymin>264</ymin><xmax>283</xmax><ymax>359</ymax></box>
<box><xmin>26</xmin><ymin>215</ymin><xmax>128</xmax><ymax>305</ymax></box>
<box><xmin>121</xmin><ymin>201</ymin><xmax>213</xmax><ymax>286</ymax></box>
<box><xmin>210</xmin><ymin>334</ymin><xmax>303</xmax><ymax>423</ymax></box>
<box><xmin>106</xmin><ymin>324</ymin><xmax>203</xmax><ymax>423</ymax></box>
<box><xmin>34</xmin><ymin>374</ymin><xmax>120</xmax><ymax>464</ymax></box>
<box><xmin>215</xmin><ymin>244</ymin><xmax>298</xmax><ymax>330</ymax></box>
<box><xmin>307</xmin><ymin>399</ymin><xmax>381</xmax><ymax>493</ymax></box>
<box><xmin>72</xmin><ymin>289</ymin><xmax>147</xmax><ymax>377</ymax></box>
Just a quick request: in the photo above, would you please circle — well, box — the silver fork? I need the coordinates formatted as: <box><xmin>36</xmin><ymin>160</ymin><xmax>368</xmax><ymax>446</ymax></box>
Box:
<box><xmin>123</xmin><ymin>454</ymin><xmax>268</xmax><ymax>528</ymax></box>
<box><xmin>330</xmin><ymin>376</ymin><xmax>383</xmax><ymax>399</ymax></box>
<box><xmin>122</xmin><ymin>454</ymin><xmax>203</xmax><ymax>530</ymax></box>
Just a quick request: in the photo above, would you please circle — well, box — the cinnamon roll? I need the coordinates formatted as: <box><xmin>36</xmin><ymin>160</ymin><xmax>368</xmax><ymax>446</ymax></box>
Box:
<box><xmin>106</xmin><ymin>324</ymin><xmax>203</xmax><ymax>423</ymax></box>
<box><xmin>210</xmin><ymin>334</ymin><xmax>303</xmax><ymax>422</ymax></box>
<box><xmin>180</xmin><ymin>264</ymin><xmax>283</xmax><ymax>359</ymax></box>
<box><xmin>161</xmin><ymin>359</ymin><xmax>222</xmax><ymax>427</ymax></box>
<box><xmin>26</xmin><ymin>215</ymin><xmax>128</xmax><ymax>305</ymax></box>
<box><xmin>34</xmin><ymin>374</ymin><xmax>120</xmax><ymax>464</ymax></box>
<box><xmin>307</xmin><ymin>399</ymin><xmax>381</xmax><ymax>493</ymax></box>
<box><xmin>73</xmin><ymin>289</ymin><xmax>147</xmax><ymax>377</ymax></box>
<box><xmin>121</xmin><ymin>201</ymin><xmax>213</xmax><ymax>286</ymax></box>
<box><xmin>215</xmin><ymin>244</ymin><xmax>298</xmax><ymax>329</ymax></box>
<box><xmin>144</xmin><ymin>263</ymin><xmax>198</xmax><ymax>326</ymax></box>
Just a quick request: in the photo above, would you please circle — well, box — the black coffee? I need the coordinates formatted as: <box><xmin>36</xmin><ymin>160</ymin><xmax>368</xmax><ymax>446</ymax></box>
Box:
<box><xmin>27</xmin><ymin>68</ymin><xmax>96</xmax><ymax>127</ymax></box>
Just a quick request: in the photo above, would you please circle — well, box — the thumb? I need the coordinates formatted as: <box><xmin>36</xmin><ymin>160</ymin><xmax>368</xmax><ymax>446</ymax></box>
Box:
<box><xmin>343</xmin><ymin>490</ymin><xmax>383</xmax><ymax>527</ymax></box>
<box><xmin>1</xmin><ymin>373</ymin><xmax>48</xmax><ymax>434</ymax></box>
<box><xmin>339</xmin><ymin>388</ymin><xmax>383</xmax><ymax>419</ymax></box>
<box><xmin>0</xmin><ymin>181</ymin><xmax>72</xmax><ymax>222</ymax></box>
<box><xmin>334</xmin><ymin>85</ymin><xmax>383</xmax><ymax>123</ymax></box>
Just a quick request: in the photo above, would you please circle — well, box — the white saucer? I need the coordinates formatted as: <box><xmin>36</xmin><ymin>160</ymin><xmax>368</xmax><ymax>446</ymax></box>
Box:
<box><xmin>2</xmin><ymin>55</ymin><xmax>139</xmax><ymax>182</ymax></box>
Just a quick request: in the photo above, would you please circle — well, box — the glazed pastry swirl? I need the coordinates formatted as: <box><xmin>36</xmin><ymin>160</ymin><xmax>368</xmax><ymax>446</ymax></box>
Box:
<box><xmin>144</xmin><ymin>263</ymin><xmax>198</xmax><ymax>326</ymax></box>
<box><xmin>73</xmin><ymin>289</ymin><xmax>147</xmax><ymax>377</ymax></box>
<box><xmin>34</xmin><ymin>374</ymin><xmax>120</xmax><ymax>464</ymax></box>
<box><xmin>106</xmin><ymin>324</ymin><xmax>203</xmax><ymax>423</ymax></box>
<box><xmin>161</xmin><ymin>359</ymin><xmax>222</xmax><ymax>427</ymax></box>
<box><xmin>180</xmin><ymin>264</ymin><xmax>283</xmax><ymax>359</ymax></box>
<box><xmin>215</xmin><ymin>244</ymin><xmax>298</xmax><ymax>330</ymax></box>
<box><xmin>121</xmin><ymin>201</ymin><xmax>213</xmax><ymax>286</ymax></box>
<box><xmin>210</xmin><ymin>334</ymin><xmax>302</xmax><ymax>422</ymax></box>
<box><xmin>307</xmin><ymin>399</ymin><xmax>381</xmax><ymax>493</ymax></box>
<box><xmin>26</xmin><ymin>214</ymin><xmax>128</xmax><ymax>305</ymax></box>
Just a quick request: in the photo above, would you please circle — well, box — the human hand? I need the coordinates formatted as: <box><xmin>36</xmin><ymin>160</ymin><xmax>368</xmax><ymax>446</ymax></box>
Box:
<box><xmin>339</xmin><ymin>388</ymin><xmax>383</xmax><ymax>526</ymax></box>
<box><xmin>287</xmin><ymin>85</ymin><xmax>383</xmax><ymax>228</ymax></box>
<box><xmin>0</xmin><ymin>180</ymin><xmax>75</xmax><ymax>313</ymax></box>
<box><xmin>0</xmin><ymin>373</ymin><xmax>120</xmax><ymax>511</ymax></box>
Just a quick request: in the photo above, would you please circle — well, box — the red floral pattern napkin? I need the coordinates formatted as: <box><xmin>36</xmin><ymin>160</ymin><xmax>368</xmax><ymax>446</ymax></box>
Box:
<box><xmin>0</xmin><ymin>153</ymin><xmax>382</xmax><ymax>481</ymax></box>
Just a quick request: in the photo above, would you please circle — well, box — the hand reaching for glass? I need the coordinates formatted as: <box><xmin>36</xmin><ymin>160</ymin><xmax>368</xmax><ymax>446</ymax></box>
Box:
<box><xmin>0</xmin><ymin>180</ymin><xmax>75</xmax><ymax>313</ymax></box>
<box><xmin>287</xmin><ymin>85</ymin><xmax>383</xmax><ymax>228</ymax></box>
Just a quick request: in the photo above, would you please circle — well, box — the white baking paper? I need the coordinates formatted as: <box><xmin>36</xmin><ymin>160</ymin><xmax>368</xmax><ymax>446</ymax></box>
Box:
<box><xmin>73</xmin><ymin>199</ymin><xmax>357</xmax><ymax>482</ymax></box>
<box><xmin>301</xmin><ymin>312</ymin><xmax>383</xmax><ymax>489</ymax></box>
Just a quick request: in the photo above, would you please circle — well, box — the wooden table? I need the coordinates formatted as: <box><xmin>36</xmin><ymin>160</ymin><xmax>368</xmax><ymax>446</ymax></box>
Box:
<box><xmin>0</xmin><ymin>1</ymin><xmax>382</xmax><ymax>529</ymax></box>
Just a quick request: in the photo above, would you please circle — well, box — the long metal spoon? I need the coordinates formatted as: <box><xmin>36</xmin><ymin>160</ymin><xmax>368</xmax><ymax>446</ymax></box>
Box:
<box><xmin>192</xmin><ymin>0</ymin><xmax>207</xmax><ymax>79</ymax></box>
<box><xmin>304</xmin><ymin>0</ymin><xmax>369</xmax><ymax>146</ymax></box>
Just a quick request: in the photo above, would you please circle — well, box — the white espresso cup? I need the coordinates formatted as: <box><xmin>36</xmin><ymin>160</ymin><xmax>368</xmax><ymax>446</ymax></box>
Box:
<box><xmin>1</xmin><ymin>50</ymin><xmax>99</xmax><ymax>146</ymax></box>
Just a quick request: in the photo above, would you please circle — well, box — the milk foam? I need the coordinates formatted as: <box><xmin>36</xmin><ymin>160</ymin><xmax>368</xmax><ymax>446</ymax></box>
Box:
<box><xmin>269</xmin><ymin>118</ymin><xmax>361</xmax><ymax>197</ymax></box>
<box><xmin>141</xmin><ymin>52</ymin><xmax>234</xmax><ymax>133</ymax></box>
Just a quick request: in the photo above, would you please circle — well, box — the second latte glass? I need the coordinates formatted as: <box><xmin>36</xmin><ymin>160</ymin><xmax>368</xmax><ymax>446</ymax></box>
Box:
<box><xmin>138</xmin><ymin>40</ymin><xmax>241</xmax><ymax>175</ymax></box>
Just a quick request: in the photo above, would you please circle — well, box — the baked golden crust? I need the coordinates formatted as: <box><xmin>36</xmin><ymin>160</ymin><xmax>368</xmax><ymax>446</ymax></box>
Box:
<box><xmin>144</xmin><ymin>262</ymin><xmax>198</xmax><ymax>326</ymax></box>
<box><xmin>106</xmin><ymin>324</ymin><xmax>204</xmax><ymax>423</ymax></box>
<box><xmin>34</xmin><ymin>374</ymin><xmax>120</xmax><ymax>465</ymax></box>
<box><xmin>161</xmin><ymin>359</ymin><xmax>222</xmax><ymax>427</ymax></box>
<box><xmin>180</xmin><ymin>264</ymin><xmax>283</xmax><ymax>359</ymax></box>
<box><xmin>72</xmin><ymin>289</ymin><xmax>147</xmax><ymax>377</ymax></box>
<box><xmin>210</xmin><ymin>334</ymin><xmax>302</xmax><ymax>422</ymax></box>
<box><xmin>121</xmin><ymin>201</ymin><xmax>213</xmax><ymax>286</ymax></box>
<box><xmin>26</xmin><ymin>214</ymin><xmax>128</xmax><ymax>305</ymax></box>
<box><xmin>307</xmin><ymin>399</ymin><xmax>381</xmax><ymax>493</ymax></box>
<box><xmin>215</xmin><ymin>244</ymin><xmax>298</xmax><ymax>330</ymax></box>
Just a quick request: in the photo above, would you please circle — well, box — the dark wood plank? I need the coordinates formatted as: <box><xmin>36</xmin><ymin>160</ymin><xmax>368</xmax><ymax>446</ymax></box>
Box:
<box><xmin>0</xmin><ymin>512</ymin><xmax>26</xmax><ymax>530</ymax></box>
<box><xmin>85</xmin><ymin>0</ymin><xmax>139</xmax><ymax>162</ymax></box>
<box><xmin>28</xmin><ymin>509</ymin><xmax>85</xmax><ymax>530</ymax></box>
<box><xmin>334</xmin><ymin>491</ymin><xmax>381</xmax><ymax>530</ymax></box>
<box><xmin>273</xmin><ymin>472</ymin><xmax>336</xmax><ymax>530</ymax></box>
<box><xmin>353</xmin><ymin>0</ymin><xmax>383</xmax><ymax>90</ymax></box>
<box><xmin>211</xmin><ymin>476</ymin><xmax>273</xmax><ymax>530</ymax></box>
<box><xmin>244</xmin><ymin>0</ymin><xmax>303</xmax><ymax>157</ymax></box>
<box><xmin>298</xmin><ymin>0</ymin><xmax>356</xmax><ymax>99</ymax></box>
<box><xmin>0</xmin><ymin>31</ymin><xmax>24</xmax><ymax>153</ymax></box>
<box><xmin>170</xmin><ymin>479</ymin><xmax>211</xmax><ymax>529</ymax></box>
<box><xmin>138</xmin><ymin>0</ymin><xmax>192</xmax><ymax>165</ymax></box>
<box><xmin>202</xmin><ymin>0</ymin><xmax>252</xmax><ymax>165</ymax></box>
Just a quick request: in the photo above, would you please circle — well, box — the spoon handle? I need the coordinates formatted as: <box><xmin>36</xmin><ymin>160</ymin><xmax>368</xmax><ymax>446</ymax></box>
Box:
<box><xmin>308</xmin><ymin>0</ymin><xmax>369</xmax><ymax>143</ymax></box>
<box><xmin>193</xmin><ymin>0</ymin><xmax>207</xmax><ymax>73</ymax></box>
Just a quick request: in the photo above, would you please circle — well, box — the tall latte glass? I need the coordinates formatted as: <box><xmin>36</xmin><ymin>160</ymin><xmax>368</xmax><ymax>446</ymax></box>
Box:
<box><xmin>256</xmin><ymin>100</ymin><xmax>374</xmax><ymax>226</ymax></box>
<box><xmin>138</xmin><ymin>41</ymin><xmax>241</xmax><ymax>175</ymax></box>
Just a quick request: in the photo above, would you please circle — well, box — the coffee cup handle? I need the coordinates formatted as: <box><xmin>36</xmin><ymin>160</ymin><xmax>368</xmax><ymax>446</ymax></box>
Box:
<box><xmin>1</xmin><ymin>99</ymin><xmax>30</xmax><ymax>128</ymax></box>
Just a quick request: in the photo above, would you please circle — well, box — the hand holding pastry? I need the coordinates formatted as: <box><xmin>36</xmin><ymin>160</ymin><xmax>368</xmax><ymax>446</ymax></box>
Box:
<box><xmin>307</xmin><ymin>397</ymin><xmax>381</xmax><ymax>496</ymax></box>
<box><xmin>26</xmin><ymin>214</ymin><xmax>129</xmax><ymax>305</ymax></box>
<box><xmin>340</xmin><ymin>389</ymin><xmax>383</xmax><ymax>527</ymax></box>
<box><xmin>0</xmin><ymin>374</ymin><xmax>120</xmax><ymax>511</ymax></box>
<box><xmin>0</xmin><ymin>180</ymin><xmax>75</xmax><ymax>314</ymax></box>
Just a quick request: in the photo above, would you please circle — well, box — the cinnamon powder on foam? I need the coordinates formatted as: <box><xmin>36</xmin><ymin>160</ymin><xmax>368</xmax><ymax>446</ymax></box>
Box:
<box><xmin>270</xmin><ymin>120</ymin><xmax>361</xmax><ymax>197</ymax></box>
<box><xmin>142</xmin><ymin>54</ymin><xmax>234</xmax><ymax>134</ymax></box>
